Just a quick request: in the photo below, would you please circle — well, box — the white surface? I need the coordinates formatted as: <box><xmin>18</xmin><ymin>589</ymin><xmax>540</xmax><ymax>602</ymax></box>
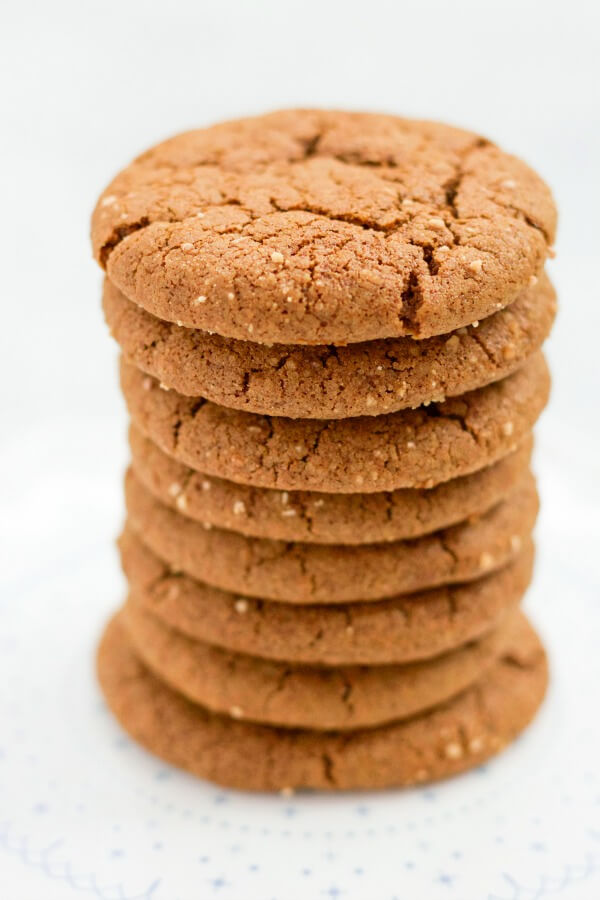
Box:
<box><xmin>1</xmin><ymin>1</ymin><xmax>599</xmax><ymax>898</ymax></box>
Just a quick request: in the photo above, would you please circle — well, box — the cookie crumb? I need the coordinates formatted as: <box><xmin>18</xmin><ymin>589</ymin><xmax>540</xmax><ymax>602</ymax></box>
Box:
<box><xmin>232</xmin><ymin>500</ymin><xmax>246</xmax><ymax>516</ymax></box>
<box><xmin>271</xmin><ymin>250</ymin><xmax>285</xmax><ymax>263</ymax></box>
<box><xmin>444</xmin><ymin>741</ymin><xmax>463</xmax><ymax>760</ymax></box>
<box><xmin>445</xmin><ymin>334</ymin><xmax>460</xmax><ymax>350</ymax></box>
<box><xmin>281</xmin><ymin>508</ymin><xmax>297</xmax><ymax>517</ymax></box>
<box><xmin>468</xmin><ymin>259</ymin><xmax>484</xmax><ymax>274</ymax></box>
<box><xmin>479</xmin><ymin>551</ymin><xmax>494</xmax><ymax>570</ymax></box>
<box><xmin>468</xmin><ymin>736</ymin><xmax>485</xmax><ymax>753</ymax></box>
<box><xmin>313</xmin><ymin>498</ymin><xmax>325</xmax><ymax>508</ymax></box>
<box><xmin>167</xmin><ymin>482</ymin><xmax>181</xmax><ymax>498</ymax></box>
<box><xmin>181</xmin><ymin>242</ymin><xmax>195</xmax><ymax>252</ymax></box>
<box><xmin>247</xmin><ymin>324</ymin><xmax>254</xmax><ymax>334</ymax></box>
<box><xmin>406</xmin><ymin>441</ymin><xmax>416</xmax><ymax>450</ymax></box>
<box><xmin>471</xmin><ymin>320</ymin><xmax>479</xmax><ymax>328</ymax></box>
<box><xmin>175</xmin><ymin>494</ymin><xmax>187</xmax><ymax>511</ymax></box>
<box><xmin>193</xmin><ymin>295</ymin><xmax>207</xmax><ymax>305</ymax></box>
<box><xmin>366</xmin><ymin>395</ymin><xmax>377</xmax><ymax>408</ymax></box>
<box><xmin>281</xmin><ymin>491</ymin><xmax>289</xmax><ymax>505</ymax></box>
<box><xmin>227</xmin><ymin>292</ymin><xmax>235</xmax><ymax>300</ymax></box>
<box><xmin>159</xmin><ymin>382</ymin><xmax>170</xmax><ymax>391</ymax></box>
<box><xmin>234</xmin><ymin>598</ymin><xmax>249</xmax><ymax>614</ymax></box>
<box><xmin>427</xmin><ymin>216</ymin><xmax>446</xmax><ymax>228</ymax></box>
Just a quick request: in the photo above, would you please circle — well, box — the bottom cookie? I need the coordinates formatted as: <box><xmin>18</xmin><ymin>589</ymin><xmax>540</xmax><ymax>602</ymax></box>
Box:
<box><xmin>97</xmin><ymin>613</ymin><xmax>548</xmax><ymax>791</ymax></box>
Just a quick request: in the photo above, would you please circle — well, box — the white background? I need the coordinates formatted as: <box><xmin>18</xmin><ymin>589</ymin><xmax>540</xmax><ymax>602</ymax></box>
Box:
<box><xmin>1</xmin><ymin>1</ymin><xmax>599</xmax><ymax>898</ymax></box>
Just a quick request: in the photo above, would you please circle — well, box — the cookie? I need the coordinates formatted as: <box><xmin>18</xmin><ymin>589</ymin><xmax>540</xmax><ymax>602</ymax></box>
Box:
<box><xmin>129</xmin><ymin>425</ymin><xmax>533</xmax><ymax>544</ymax></box>
<box><xmin>121</xmin><ymin>352</ymin><xmax>550</xmax><ymax>492</ymax></box>
<box><xmin>121</xmin><ymin>528</ymin><xmax>534</xmax><ymax>665</ymax></box>
<box><xmin>104</xmin><ymin>272</ymin><xmax>556</xmax><ymax>418</ymax></box>
<box><xmin>92</xmin><ymin>110</ymin><xmax>556</xmax><ymax>346</ymax></box>
<box><xmin>122</xmin><ymin>600</ymin><xmax>516</xmax><ymax>730</ymax></box>
<box><xmin>124</xmin><ymin>468</ymin><xmax>537</xmax><ymax>603</ymax></box>
<box><xmin>97</xmin><ymin>611</ymin><xmax>548</xmax><ymax>790</ymax></box>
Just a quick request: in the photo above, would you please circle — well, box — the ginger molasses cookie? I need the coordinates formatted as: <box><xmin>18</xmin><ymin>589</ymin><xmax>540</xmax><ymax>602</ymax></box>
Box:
<box><xmin>92</xmin><ymin>110</ymin><xmax>556</xmax><ymax>345</ymax></box>
<box><xmin>122</xmin><ymin>600</ymin><xmax>516</xmax><ymax>730</ymax></box>
<box><xmin>97</xmin><ymin>611</ymin><xmax>548</xmax><ymax>791</ymax></box>
<box><xmin>129</xmin><ymin>425</ymin><xmax>533</xmax><ymax>544</ymax></box>
<box><xmin>121</xmin><ymin>352</ymin><xmax>550</xmax><ymax>493</ymax></box>
<box><xmin>121</xmin><ymin>528</ymin><xmax>534</xmax><ymax>665</ymax></box>
<box><xmin>104</xmin><ymin>273</ymin><xmax>555</xmax><ymax>418</ymax></box>
<box><xmin>125</xmin><ymin>468</ymin><xmax>537</xmax><ymax>603</ymax></box>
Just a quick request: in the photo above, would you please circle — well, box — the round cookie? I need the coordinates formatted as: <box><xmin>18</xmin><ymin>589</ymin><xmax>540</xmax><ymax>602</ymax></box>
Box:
<box><xmin>104</xmin><ymin>273</ymin><xmax>556</xmax><ymax>418</ymax></box>
<box><xmin>92</xmin><ymin>110</ymin><xmax>556</xmax><ymax>346</ymax></box>
<box><xmin>121</xmin><ymin>528</ymin><xmax>534</xmax><ymax>665</ymax></box>
<box><xmin>123</xmin><ymin>600</ymin><xmax>516</xmax><ymax>730</ymax></box>
<box><xmin>125</xmin><ymin>468</ymin><xmax>537</xmax><ymax>603</ymax></box>
<box><xmin>129</xmin><ymin>425</ymin><xmax>533</xmax><ymax>544</ymax></box>
<box><xmin>121</xmin><ymin>352</ymin><xmax>550</xmax><ymax>493</ymax></box>
<box><xmin>97</xmin><ymin>611</ymin><xmax>548</xmax><ymax>791</ymax></box>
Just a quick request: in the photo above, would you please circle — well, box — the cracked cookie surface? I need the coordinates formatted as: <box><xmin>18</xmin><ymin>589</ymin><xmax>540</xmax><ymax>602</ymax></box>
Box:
<box><xmin>121</xmin><ymin>528</ymin><xmax>534</xmax><ymax>665</ymax></box>
<box><xmin>129</xmin><ymin>425</ymin><xmax>533</xmax><ymax>544</ymax></box>
<box><xmin>122</xmin><ymin>600</ymin><xmax>516</xmax><ymax>730</ymax></box>
<box><xmin>121</xmin><ymin>352</ymin><xmax>550</xmax><ymax>492</ymax></box>
<box><xmin>125</xmin><ymin>468</ymin><xmax>537</xmax><ymax>603</ymax></box>
<box><xmin>105</xmin><ymin>272</ymin><xmax>555</xmax><ymax>417</ymax></box>
<box><xmin>97</xmin><ymin>610</ymin><xmax>548</xmax><ymax>790</ymax></box>
<box><xmin>92</xmin><ymin>109</ymin><xmax>556</xmax><ymax>345</ymax></box>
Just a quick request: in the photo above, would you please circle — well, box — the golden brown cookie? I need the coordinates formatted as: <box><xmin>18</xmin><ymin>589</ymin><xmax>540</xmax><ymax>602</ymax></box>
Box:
<box><xmin>121</xmin><ymin>528</ymin><xmax>534</xmax><ymax>665</ymax></box>
<box><xmin>129</xmin><ymin>425</ymin><xmax>533</xmax><ymax>544</ymax></box>
<box><xmin>97</xmin><ymin>610</ymin><xmax>548</xmax><ymax>790</ymax></box>
<box><xmin>104</xmin><ymin>273</ymin><xmax>555</xmax><ymax>418</ymax></box>
<box><xmin>125</xmin><ymin>467</ymin><xmax>537</xmax><ymax>603</ymax></box>
<box><xmin>123</xmin><ymin>600</ymin><xmax>517</xmax><ymax>730</ymax></box>
<box><xmin>92</xmin><ymin>110</ymin><xmax>556</xmax><ymax>346</ymax></box>
<box><xmin>121</xmin><ymin>352</ymin><xmax>550</xmax><ymax>493</ymax></box>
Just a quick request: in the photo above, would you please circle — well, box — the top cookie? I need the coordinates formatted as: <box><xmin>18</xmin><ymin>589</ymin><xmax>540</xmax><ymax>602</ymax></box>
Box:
<box><xmin>92</xmin><ymin>109</ymin><xmax>556</xmax><ymax>345</ymax></box>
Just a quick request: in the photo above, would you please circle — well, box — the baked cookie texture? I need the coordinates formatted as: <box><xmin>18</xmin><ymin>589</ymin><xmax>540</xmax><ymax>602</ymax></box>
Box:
<box><xmin>129</xmin><ymin>425</ymin><xmax>533</xmax><ymax>544</ymax></box>
<box><xmin>98</xmin><ymin>611</ymin><xmax>548</xmax><ymax>791</ymax></box>
<box><xmin>92</xmin><ymin>109</ymin><xmax>555</xmax><ymax>790</ymax></box>
<box><xmin>92</xmin><ymin>110</ymin><xmax>556</xmax><ymax>345</ymax></box>
<box><xmin>120</xmin><ymin>352</ymin><xmax>550</xmax><ymax>493</ymax></box>
<box><xmin>104</xmin><ymin>272</ymin><xmax>556</xmax><ymax>418</ymax></box>
<box><xmin>122</xmin><ymin>600</ymin><xmax>517</xmax><ymax>730</ymax></box>
<box><xmin>121</xmin><ymin>528</ymin><xmax>534</xmax><ymax>665</ymax></box>
<box><xmin>124</xmin><ymin>466</ymin><xmax>538</xmax><ymax>603</ymax></box>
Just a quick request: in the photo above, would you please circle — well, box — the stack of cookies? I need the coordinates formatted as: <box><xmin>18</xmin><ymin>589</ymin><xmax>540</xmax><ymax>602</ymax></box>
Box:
<box><xmin>92</xmin><ymin>110</ymin><xmax>557</xmax><ymax>791</ymax></box>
